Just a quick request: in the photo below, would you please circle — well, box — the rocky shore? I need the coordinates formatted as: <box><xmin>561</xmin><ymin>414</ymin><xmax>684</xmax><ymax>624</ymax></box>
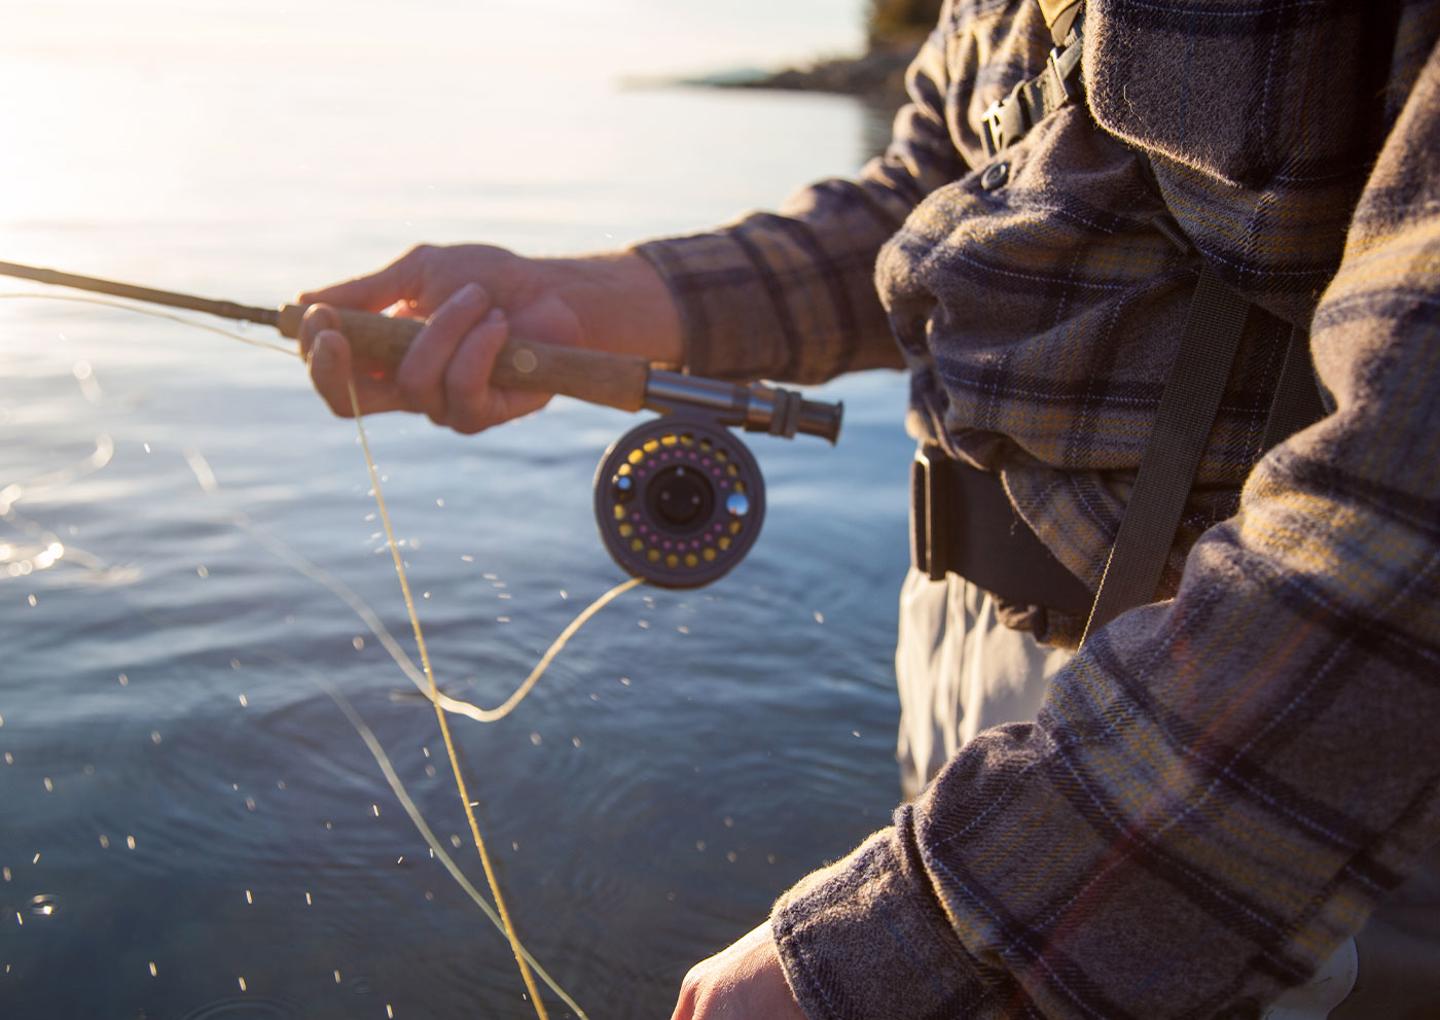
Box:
<box><xmin>723</xmin><ymin>46</ymin><xmax>913</xmax><ymax>103</ymax></box>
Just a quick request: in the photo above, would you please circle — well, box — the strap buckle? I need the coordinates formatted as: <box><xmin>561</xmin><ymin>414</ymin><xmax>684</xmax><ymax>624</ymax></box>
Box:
<box><xmin>980</xmin><ymin>82</ymin><xmax>1029</xmax><ymax>158</ymax></box>
<box><xmin>1045</xmin><ymin>43</ymin><xmax>1080</xmax><ymax>105</ymax></box>
<box><xmin>910</xmin><ymin>445</ymin><xmax>950</xmax><ymax>582</ymax></box>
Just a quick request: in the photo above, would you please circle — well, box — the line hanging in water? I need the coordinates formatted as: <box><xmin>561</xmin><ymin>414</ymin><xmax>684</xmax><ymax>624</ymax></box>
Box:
<box><xmin>1</xmin><ymin>290</ymin><xmax>652</xmax><ymax>1018</ymax></box>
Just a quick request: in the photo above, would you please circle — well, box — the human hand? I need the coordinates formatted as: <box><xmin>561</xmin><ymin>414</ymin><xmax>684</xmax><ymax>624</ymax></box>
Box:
<box><xmin>297</xmin><ymin>243</ymin><xmax>681</xmax><ymax>433</ymax></box>
<box><xmin>671</xmin><ymin>922</ymin><xmax>808</xmax><ymax>1020</ymax></box>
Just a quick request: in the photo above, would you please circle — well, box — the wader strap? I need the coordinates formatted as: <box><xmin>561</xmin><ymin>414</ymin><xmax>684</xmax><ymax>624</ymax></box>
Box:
<box><xmin>1261</xmin><ymin>326</ymin><xmax>1326</xmax><ymax>451</ymax></box>
<box><xmin>1037</xmin><ymin>0</ymin><xmax>1084</xmax><ymax>44</ymax></box>
<box><xmin>911</xmin><ymin>446</ymin><xmax>1094</xmax><ymax>616</ymax></box>
<box><xmin>981</xmin><ymin>21</ymin><xmax>1084</xmax><ymax>157</ymax></box>
<box><xmin>1081</xmin><ymin>265</ymin><xmax>1251</xmax><ymax>642</ymax></box>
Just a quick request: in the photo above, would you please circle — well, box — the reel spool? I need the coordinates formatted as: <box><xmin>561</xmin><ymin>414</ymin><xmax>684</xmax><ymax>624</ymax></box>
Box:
<box><xmin>594</xmin><ymin>414</ymin><xmax>765</xmax><ymax>588</ymax></box>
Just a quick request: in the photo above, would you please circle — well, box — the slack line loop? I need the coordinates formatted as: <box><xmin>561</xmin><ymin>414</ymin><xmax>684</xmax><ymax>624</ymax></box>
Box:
<box><xmin>1</xmin><ymin>290</ymin><xmax>664</xmax><ymax>1019</ymax></box>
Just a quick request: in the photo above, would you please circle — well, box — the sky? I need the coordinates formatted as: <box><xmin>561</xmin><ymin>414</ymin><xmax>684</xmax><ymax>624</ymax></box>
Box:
<box><xmin>2</xmin><ymin>0</ymin><xmax>869</xmax><ymax>81</ymax></box>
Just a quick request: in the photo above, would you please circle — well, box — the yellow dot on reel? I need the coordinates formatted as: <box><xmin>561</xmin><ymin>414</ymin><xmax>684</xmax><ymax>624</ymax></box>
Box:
<box><xmin>665</xmin><ymin>554</ymin><xmax>679</xmax><ymax>568</ymax></box>
<box><xmin>619</xmin><ymin>523</ymin><xmax>634</xmax><ymax>538</ymax></box>
<box><xmin>630</xmin><ymin>539</ymin><xmax>644</xmax><ymax>552</ymax></box>
<box><xmin>647</xmin><ymin>549</ymin><xmax>661</xmax><ymax>563</ymax></box>
<box><xmin>684</xmin><ymin>553</ymin><xmax>698</xmax><ymax>568</ymax></box>
<box><xmin>703</xmin><ymin>548</ymin><xmax>717</xmax><ymax>562</ymax></box>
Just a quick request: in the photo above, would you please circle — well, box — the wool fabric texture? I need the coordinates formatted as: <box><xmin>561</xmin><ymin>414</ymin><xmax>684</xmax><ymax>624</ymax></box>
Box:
<box><xmin>640</xmin><ymin>0</ymin><xmax>1440</xmax><ymax>1015</ymax></box>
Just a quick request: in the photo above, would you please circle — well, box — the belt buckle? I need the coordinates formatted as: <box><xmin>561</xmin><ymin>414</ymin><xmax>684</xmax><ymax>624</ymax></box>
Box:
<box><xmin>911</xmin><ymin>445</ymin><xmax>950</xmax><ymax>582</ymax></box>
<box><xmin>980</xmin><ymin>101</ymin><xmax>1005</xmax><ymax>157</ymax></box>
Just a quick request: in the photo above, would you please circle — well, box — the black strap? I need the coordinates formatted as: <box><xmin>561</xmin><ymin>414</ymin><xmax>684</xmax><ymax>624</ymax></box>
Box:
<box><xmin>1081</xmin><ymin>266</ymin><xmax>1251</xmax><ymax>642</ymax></box>
<box><xmin>1261</xmin><ymin>326</ymin><xmax>1326</xmax><ymax>451</ymax></box>
<box><xmin>981</xmin><ymin>23</ymin><xmax>1084</xmax><ymax>157</ymax></box>
<box><xmin>912</xmin><ymin>446</ymin><xmax>1094</xmax><ymax>616</ymax></box>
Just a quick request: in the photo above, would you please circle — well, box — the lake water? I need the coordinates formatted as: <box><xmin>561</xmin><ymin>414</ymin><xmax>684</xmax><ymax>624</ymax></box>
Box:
<box><xmin>0</xmin><ymin>6</ymin><xmax>915</xmax><ymax>1017</ymax></box>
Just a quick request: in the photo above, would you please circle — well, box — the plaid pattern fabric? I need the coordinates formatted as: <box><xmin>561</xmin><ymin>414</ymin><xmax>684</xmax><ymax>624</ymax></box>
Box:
<box><xmin>640</xmin><ymin>0</ymin><xmax>1440</xmax><ymax>1015</ymax></box>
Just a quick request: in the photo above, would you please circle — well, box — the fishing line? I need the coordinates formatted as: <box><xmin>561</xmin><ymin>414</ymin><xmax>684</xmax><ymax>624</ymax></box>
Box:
<box><xmin>1</xmin><ymin>291</ymin><xmax>645</xmax><ymax>1017</ymax></box>
<box><xmin>347</xmin><ymin>374</ymin><xmax>550</xmax><ymax>1019</ymax></box>
<box><xmin>0</xmin><ymin>291</ymin><xmax>296</xmax><ymax>356</ymax></box>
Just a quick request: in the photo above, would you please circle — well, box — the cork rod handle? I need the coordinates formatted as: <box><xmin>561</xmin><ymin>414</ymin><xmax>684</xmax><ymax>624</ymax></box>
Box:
<box><xmin>276</xmin><ymin>304</ymin><xmax>650</xmax><ymax>414</ymax></box>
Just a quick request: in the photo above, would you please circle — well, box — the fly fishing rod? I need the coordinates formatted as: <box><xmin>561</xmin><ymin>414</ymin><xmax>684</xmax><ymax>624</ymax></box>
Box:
<box><xmin>0</xmin><ymin>259</ymin><xmax>844</xmax><ymax>587</ymax></box>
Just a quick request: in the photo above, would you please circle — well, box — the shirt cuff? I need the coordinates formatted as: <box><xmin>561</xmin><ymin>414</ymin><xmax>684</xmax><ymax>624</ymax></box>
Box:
<box><xmin>771</xmin><ymin>811</ymin><xmax>1013</xmax><ymax>1020</ymax></box>
<box><xmin>633</xmin><ymin>230</ymin><xmax>797</xmax><ymax>381</ymax></box>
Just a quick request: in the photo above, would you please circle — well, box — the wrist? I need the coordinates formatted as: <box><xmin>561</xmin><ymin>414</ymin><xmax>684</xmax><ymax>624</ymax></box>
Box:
<box><xmin>539</xmin><ymin>251</ymin><xmax>684</xmax><ymax>369</ymax></box>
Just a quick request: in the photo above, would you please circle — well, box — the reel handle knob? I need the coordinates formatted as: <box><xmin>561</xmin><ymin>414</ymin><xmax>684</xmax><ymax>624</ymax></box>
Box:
<box><xmin>277</xmin><ymin>303</ymin><xmax>650</xmax><ymax>413</ymax></box>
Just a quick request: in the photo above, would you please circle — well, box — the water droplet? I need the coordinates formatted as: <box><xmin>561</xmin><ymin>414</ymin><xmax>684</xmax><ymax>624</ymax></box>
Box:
<box><xmin>387</xmin><ymin>1004</ymin><xmax>394</xmax><ymax>1018</ymax></box>
<box><xmin>305</xmin><ymin>892</ymin><xmax>313</xmax><ymax>906</ymax></box>
<box><xmin>41</xmin><ymin>778</ymin><xmax>52</xmax><ymax>793</ymax></box>
<box><xmin>143</xmin><ymin>443</ymin><xmax>151</xmax><ymax>454</ymax></box>
<box><xmin>619</xmin><ymin>676</ymin><xmax>632</xmax><ymax>687</ymax></box>
<box><xmin>528</xmin><ymin>733</ymin><xmax>542</xmax><ymax>746</ymax></box>
<box><xmin>637</xmin><ymin>619</ymin><xmax>650</xmax><ymax>629</ymax></box>
<box><xmin>726</xmin><ymin>851</ymin><xmax>738</xmax><ymax>863</ymax></box>
<box><xmin>571</xmin><ymin>737</ymin><xmax>582</xmax><ymax>749</ymax></box>
<box><xmin>28</xmin><ymin>894</ymin><xmax>57</xmax><ymax>918</ymax></box>
<box><xmin>237</xmin><ymin>976</ymin><xmax>247</xmax><ymax>992</ymax></box>
<box><xmin>423</xmin><ymin>764</ymin><xmax>436</xmax><ymax>778</ymax></box>
<box><xmin>245</xmin><ymin>798</ymin><xmax>256</xmax><ymax>812</ymax></box>
<box><xmin>238</xmin><ymin>694</ymin><xmax>248</xmax><ymax>708</ymax></box>
<box><xmin>196</xmin><ymin>565</ymin><xmax>209</xmax><ymax>578</ymax></box>
<box><xmin>125</xmin><ymin>836</ymin><xmax>136</xmax><ymax>850</ymax></box>
<box><xmin>352</xmin><ymin>636</ymin><xmax>365</xmax><ymax>651</ymax></box>
<box><xmin>148</xmin><ymin>961</ymin><xmax>158</xmax><ymax>977</ymax></box>
<box><xmin>2</xmin><ymin>867</ymin><xmax>10</xmax><ymax>882</ymax></box>
<box><xmin>31</xmin><ymin>853</ymin><xmax>39</xmax><ymax>864</ymax></box>
<box><xmin>813</xmin><ymin>611</ymin><xmax>825</xmax><ymax>624</ymax></box>
<box><xmin>496</xmin><ymin>616</ymin><xmax>511</xmax><ymax>624</ymax></box>
<box><xmin>371</xmin><ymin>804</ymin><xmax>380</xmax><ymax>817</ymax></box>
<box><xmin>150</xmin><ymin>731</ymin><xmax>162</xmax><ymax>745</ymax></box>
<box><xmin>723</xmin><ymin>817</ymin><xmax>734</xmax><ymax>828</ymax></box>
<box><xmin>26</xmin><ymin>595</ymin><xmax>36</xmax><ymax>608</ymax></box>
<box><xmin>420</xmin><ymin>747</ymin><xmax>430</xmax><ymax>759</ymax></box>
<box><xmin>230</xmin><ymin>659</ymin><xmax>241</xmax><ymax>670</ymax></box>
<box><xmin>244</xmin><ymin>890</ymin><xmax>253</xmax><ymax>905</ymax></box>
<box><xmin>435</xmin><ymin>498</ymin><xmax>444</xmax><ymax>508</ymax></box>
<box><xmin>695</xmin><ymin>841</ymin><xmax>706</xmax><ymax>852</ymax></box>
<box><xmin>2</xmin><ymin>754</ymin><xmax>11</xmax><ymax>765</ymax></box>
<box><xmin>333</xmin><ymin>969</ymin><xmax>342</xmax><ymax>984</ymax></box>
<box><xmin>98</xmin><ymin>835</ymin><xmax>109</xmax><ymax>849</ymax></box>
<box><xmin>117</xmin><ymin>674</ymin><xmax>128</xmax><ymax>687</ymax></box>
<box><xmin>0</xmin><ymin>714</ymin><xmax>4</xmax><ymax>727</ymax></box>
<box><xmin>449</xmin><ymin>835</ymin><xmax>461</xmax><ymax>848</ymax></box>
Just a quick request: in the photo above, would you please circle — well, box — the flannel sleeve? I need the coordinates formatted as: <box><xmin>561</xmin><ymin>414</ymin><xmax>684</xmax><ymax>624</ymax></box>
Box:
<box><xmin>770</xmin><ymin>34</ymin><xmax>1440</xmax><ymax>1020</ymax></box>
<box><xmin>632</xmin><ymin>14</ymin><xmax>969</xmax><ymax>383</ymax></box>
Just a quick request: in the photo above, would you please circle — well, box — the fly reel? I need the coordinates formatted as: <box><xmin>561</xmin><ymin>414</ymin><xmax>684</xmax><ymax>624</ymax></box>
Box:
<box><xmin>591</xmin><ymin>374</ymin><xmax>842</xmax><ymax>589</ymax></box>
<box><xmin>595</xmin><ymin>415</ymin><xmax>764</xmax><ymax>588</ymax></box>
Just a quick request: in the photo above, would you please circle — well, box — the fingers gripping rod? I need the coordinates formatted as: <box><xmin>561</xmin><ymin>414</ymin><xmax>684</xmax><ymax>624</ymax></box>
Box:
<box><xmin>0</xmin><ymin>260</ymin><xmax>842</xmax><ymax>443</ymax></box>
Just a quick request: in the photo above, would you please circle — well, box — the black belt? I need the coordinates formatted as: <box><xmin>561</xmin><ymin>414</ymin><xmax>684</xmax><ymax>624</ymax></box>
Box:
<box><xmin>910</xmin><ymin>445</ymin><xmax>1094</xmax><ymax>616</ymax></box>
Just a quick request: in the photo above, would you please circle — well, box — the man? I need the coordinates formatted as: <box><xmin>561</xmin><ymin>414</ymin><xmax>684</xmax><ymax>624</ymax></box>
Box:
<box><xmin>298</xmin><ymin>0</ymin><xmax>1440</xmax><ymax>1015</ymax></box>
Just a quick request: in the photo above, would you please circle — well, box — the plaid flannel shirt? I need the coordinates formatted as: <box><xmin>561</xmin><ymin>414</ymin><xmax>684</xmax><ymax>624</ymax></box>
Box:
<box><xmin>638</xmin><ymin>0</ymin><xmax>1440</xmax><ymax>1015</ymax></box>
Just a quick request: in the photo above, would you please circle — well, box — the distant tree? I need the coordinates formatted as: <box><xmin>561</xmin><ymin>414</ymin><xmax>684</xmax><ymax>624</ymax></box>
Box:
<box><xmin>866</xmin><ymin>0</ymin><xmax>945</xmax><ymax>48</ymax></box>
